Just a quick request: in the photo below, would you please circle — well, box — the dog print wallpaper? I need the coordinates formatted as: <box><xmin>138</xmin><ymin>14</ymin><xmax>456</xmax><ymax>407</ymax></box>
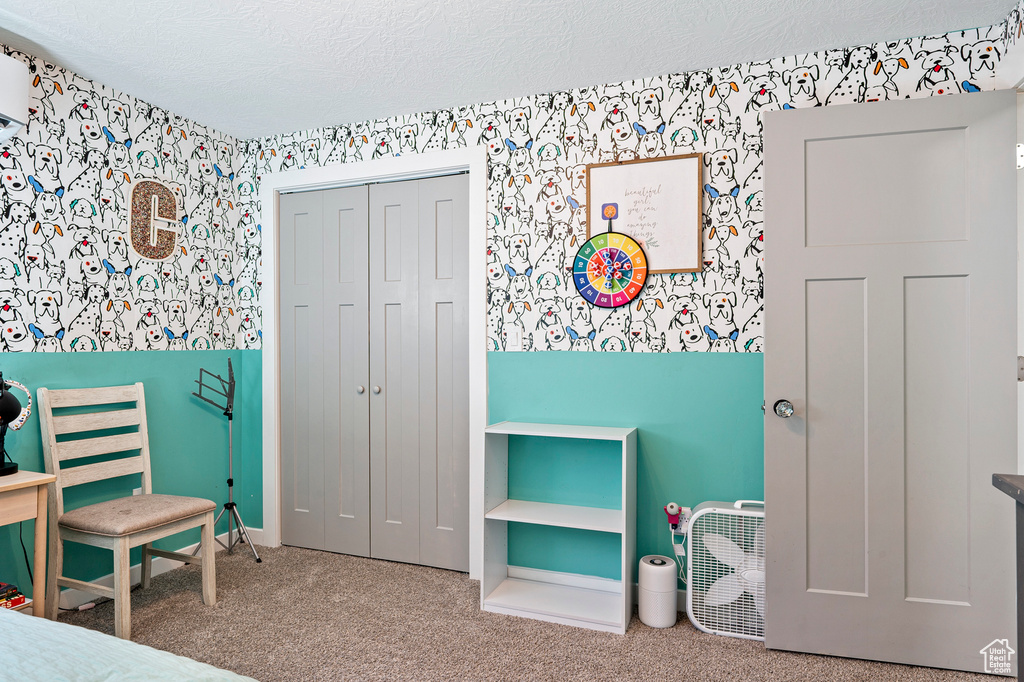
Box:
<box><xmin>4</xmin><ymin>4</ymin><xmax>1023</xmax><ymax>355</ymax></box>
<box><xmin>244</xmin><ymin>17</ymin><xmax>1020</xmax><ymax>354</ymax></box>
<box><xmin>0</xmin><ymin>45</ymin><xmax>258</xmax><ymax>353</ymax></box>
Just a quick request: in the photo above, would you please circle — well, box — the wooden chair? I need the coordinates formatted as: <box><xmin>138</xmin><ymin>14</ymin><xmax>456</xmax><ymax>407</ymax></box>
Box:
<box><xmin>38</xmin><ymin>382</ymin><xmax>216</xmax><ymax>639</ymax></box>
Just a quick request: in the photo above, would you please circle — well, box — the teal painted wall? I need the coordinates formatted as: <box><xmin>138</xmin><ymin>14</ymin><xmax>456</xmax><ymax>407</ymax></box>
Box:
<box><xmin>488</xmin><ymin>351</ymin><xmax>764</xmax><ymax>583</ymax></box>
<box><xmin>0</xmin><ymin>350</ymin><xmax>262</xmax><ymax>598</ymax></box>
<box><xmin>2</xmin><ymin>348</ymin><xmax>760</xmax><ymax>596</ymax></box>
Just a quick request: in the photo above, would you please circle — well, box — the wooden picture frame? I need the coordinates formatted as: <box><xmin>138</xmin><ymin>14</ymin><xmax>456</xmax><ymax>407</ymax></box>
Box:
<box><xmin>586</xmin><ymin>153</ymin><xmax>703</xmax><ymax>274</ymax></box>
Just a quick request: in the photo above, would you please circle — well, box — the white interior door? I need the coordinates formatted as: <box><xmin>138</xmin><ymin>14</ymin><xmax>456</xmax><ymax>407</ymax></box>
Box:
<box><xmin>415</xmin><ymin>175</ymin><xmax>470</xmax><ymax>572</ymax></box>
<box><xmin>280</xmin><ymin>177</ymin><xmax>469</xmax><ymax>572</ymax></box>
<box><xmin>368</xmin><ymin>176</ymin><xmax>470</xmax><ymax>572</ymax></box>
<box><xmin>279</xmin><ymin>189</ymin><xmax>329</xmax><ymax>551</ymax></box>
<box><xmin>368</xmin><ymin>179</ymin><xmax>422</xmax><ymax>564</ymax></box>
<box><xmin>280</xmin><ymin>186</ymin><xmax>370</xmax><ymax>555</ymax></box>
<box><xmin>323</xmin><ymin>187</ymin><xmax>372</xmax><ymax>556</ymax></box>
<box><xmin>763</xmin><ymin>90</ymin><xmax>1017</xmax><ymax>674</ymax></box>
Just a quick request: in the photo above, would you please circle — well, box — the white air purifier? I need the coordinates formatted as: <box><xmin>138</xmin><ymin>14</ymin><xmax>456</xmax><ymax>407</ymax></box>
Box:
<box><xmin>638</xmin><ymin>555</ymin><xmax>677</xmax><ymax>628</ymax></box>
<box><xmin>0</xmin><ymin>54</ymin><xmax>29</xmax><ymax>143</ymax></box>
<box><xmin>686</xmin><ymin>500</ymin><xmax>765</xmax><ymax>641</ymax></box>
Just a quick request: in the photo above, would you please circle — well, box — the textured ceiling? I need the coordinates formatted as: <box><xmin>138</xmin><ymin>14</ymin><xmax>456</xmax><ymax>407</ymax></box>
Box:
<box><xmin>0</xmin><ymin>0</ymin><xmax>1015</xmax><ymax>140</ymax></box>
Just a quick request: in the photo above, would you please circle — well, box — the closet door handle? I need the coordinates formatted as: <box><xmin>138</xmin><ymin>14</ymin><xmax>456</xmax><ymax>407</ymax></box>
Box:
<box><xmin>356</xmin><ymin>386</ymin><xmax>365</xmax><ymax>394</ymax></box>
<box><xmin>373</xmin><ymin>386</ymin><xmax>381</xmax><ymax>394</ymax></box>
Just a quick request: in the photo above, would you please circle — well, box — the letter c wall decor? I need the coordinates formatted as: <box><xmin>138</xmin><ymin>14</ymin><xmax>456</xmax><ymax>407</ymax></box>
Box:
<box><xmin>129</xmin><ymin>179</ymin><xmax>180</xmax><ymax>261</ymax></box>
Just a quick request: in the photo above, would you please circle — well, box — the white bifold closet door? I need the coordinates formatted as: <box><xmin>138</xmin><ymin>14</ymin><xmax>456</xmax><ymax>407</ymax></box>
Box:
<box><xmin>279</xmin><ymin>175</ymin><xmax>469</xmax><ymax>572</ymax></box>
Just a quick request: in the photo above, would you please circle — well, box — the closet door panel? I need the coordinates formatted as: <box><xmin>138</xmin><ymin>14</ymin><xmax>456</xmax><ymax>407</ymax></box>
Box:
<box><xmin>417</xmin><ymin>175</ymin><xmax>470</xmax><ymax>572</ymax></box>
<box><xmin>369</xmin><ymin>180</ymin><xmax>420</xmax><ymax>564</ymax></box>
<box><xmin>322</xmin><ymin>187</ymin><xmax>371</xmax><ymax>556</ymax></box>
<box><xmin>279</xmin><ymin>191</ymin><xmax>326</xmax><ymax>550</ymax></box>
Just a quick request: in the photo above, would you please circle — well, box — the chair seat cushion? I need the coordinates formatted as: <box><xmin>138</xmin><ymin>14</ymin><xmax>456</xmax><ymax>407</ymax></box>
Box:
<box><xmin>59</xmin><ymin>494</ymin><xmax>216</xmax><ymax>537</ymax></box>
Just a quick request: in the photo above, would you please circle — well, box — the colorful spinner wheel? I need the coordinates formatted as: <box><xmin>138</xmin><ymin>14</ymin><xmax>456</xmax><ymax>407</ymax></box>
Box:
<box><xmin>572</xmin><ymin>231</ymin><xmax>648</xmax><ymax>308</ymax></box>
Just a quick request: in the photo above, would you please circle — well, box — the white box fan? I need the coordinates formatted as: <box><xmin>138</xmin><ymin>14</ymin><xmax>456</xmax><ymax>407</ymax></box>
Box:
<box><xmin>685</xmin><ymin>500</ymin><xmax>765</xmax><ymax>640</ymax></box>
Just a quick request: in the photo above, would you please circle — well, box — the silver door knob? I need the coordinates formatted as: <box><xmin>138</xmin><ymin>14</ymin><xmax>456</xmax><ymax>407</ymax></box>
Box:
<box><xmin>773</xmin><ymin>400</ymin><xmax>795</xmax><ymax>418</ymax></box>
<box><xmin>373</xmin><ymin>386</ymin><xmax>381</xmax><ymax>394</ymax></box>
<box><xmin>356</xmin><ymin>386</ymin><xmax>365</xmax><ymax>394</ymax></box>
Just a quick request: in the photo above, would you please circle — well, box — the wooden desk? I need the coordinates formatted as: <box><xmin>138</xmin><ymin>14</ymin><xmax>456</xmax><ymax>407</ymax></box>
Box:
<box><xmin>0</xmin><ymin>470</ymin><xmax>56</xmax><ymax>617</ymax></box>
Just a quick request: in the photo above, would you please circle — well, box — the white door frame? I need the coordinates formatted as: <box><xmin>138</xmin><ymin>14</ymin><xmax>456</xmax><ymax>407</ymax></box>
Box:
<box><xmin>259</xmin><ymin>146</ymin><xmax>488</xmax><ymax>580</ymax></box>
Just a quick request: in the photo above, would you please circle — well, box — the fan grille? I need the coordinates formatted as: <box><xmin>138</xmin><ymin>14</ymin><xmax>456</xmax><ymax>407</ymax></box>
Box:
<box><xmin>688</xmin><ymin>508</ymin><xmax>765</xmax><ymax>640</ymax></box>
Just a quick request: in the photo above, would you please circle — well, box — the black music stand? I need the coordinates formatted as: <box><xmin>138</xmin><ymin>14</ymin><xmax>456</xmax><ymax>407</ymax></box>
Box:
<box><xmin>192</xmin><ymin>359</ymin><xmax>260</xmax><ymax>562</ymax></box>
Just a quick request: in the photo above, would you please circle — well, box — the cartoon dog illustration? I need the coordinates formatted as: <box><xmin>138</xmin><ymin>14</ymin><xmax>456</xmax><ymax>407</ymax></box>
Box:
<box><xmin>396</xmin><ymin>123</ymin><xmax>419</xmax><ymax>155</ymax></box>
<box><xmin>476</xmin><ymin>113</ymin><xmax>503</xmax><ymax>145</ymax></box>
<box><xmin>504</xmin><ymin>106</ymin><xmax>533</xmax><ymax>151</ymax></box>
<box><xmin>26</xmin><ymin>289</ymin><xmax>62</xmax><ymax>335</ymax></box>
<box><xmin>634</xmin><ymin>123</ymin><xmax>667</xmax><ymax>159</ymax></box>
<box><xmin>961</xmin><ymin>40</ymin><xmax>1001</xmax><ymax>78</ymax></box>
<box><xmin>781</xmin><ymin>65</ymin><xmax>821</xmax><ymax>107</ymax></box>
<box><xmin>423</xmin><ymin>109</ymin><xmax>454</xmax><ymax>152</ymax></box>
<box><xmin>744</xmin><ymin>72</ymin><xmax>780</xmax><ymax>112</ymax></box>
<box><xmin>97</xmin><ymin>315</ymin><xmax>127</xmax><ymax>351</ymax></box>
<box><xmin>504</xmin><ymin>265</ymin><xmax>533</xmax><ymax>302</ymax></box>
<box><xmin>633</xmin><ymin>87</ymin><xmax>665</xmax><ymax>132</ymax></box>
<box><xmin>446</xmin><ymin>109</ymin><xmax>474</xmax><ymax>148</ymax></box>
<box><xmin>23</xmin><ymin>242</ymin><xmax>57</xmax><ymax>289</ymax></box>
<box><xmin>703</xmin><ymin>290</ymin><xmax>738</xmax><ymax>336</ymax></box>
<box><xmin>667</xmin><ymin>294</ymin><xmax>700</xmax><ymax>330</ymax></box>
<box><xmin>102</xmin><ymin>260</ymin><xmax>133</xmax><ymax>307</ymax></box>
<box><xmin>864</xmin><ymin>56</ymin><xmax>909</xmax><ymax>102</ymax></box>
<box><xmin>26</xmin><ymin>143</ymin><xmax>62</xmax><ymax>192</ymax></box>
<box><xmin>66</xmin><ymin>285</ymin><xmax>106</xmax><ymax>338</ymax></box>
<box><xmin>704</xmin><ymin>326</ymin><xmax>739</xmax><ymax>352</ymax></box>
<box><xmin>1</xmin><ymin>168</ymin><xmax>35</xmax><ymax>208</ymax></box>
<box><xmin>29</xmin><ymin>325</ymin><xmax>65</xmax><ymax>352</ymax></box>
<box><xmin>600</xmin><ymin>93</ymin><xmax>630</xmax><ymax>134</ymax></box>
<box><xmin>1</xmin><ymin>320</ymin><xmax>35</xmax><ymax>352</ymax></box>
<box><xmin>600</xmin><ymin>335</ymin><xmax>627</xmax><ymax>352</ymax></box>
<box><xmin>628</xmin><ymin>299</ymin><xmax>661</xmax><ymax>350</ymax></box>
<box><xmin>915</xmin><ymin>46</ymin><xmax>962</xmax><ymax>94</ymax></box>
<box><xmin>567</xmin><ymin>326</ymin><xmax>596</xmax><ymax>351</ymax></box>
<box><xmin>370</xmin><ymin>129</ymin><xmax>396</xmax><ymax>159</ymax></box>
<box><xmin>597</xmin><ymin>305</ymin><xmax>631</xmax><ymax>339</ymax></box>
<box><xmin>0</xmin><ymin>139</ymin><xmax>24</xmax><ymax>173</ymax></box>
<box><xmin>505</xmin><ymin>232</ymin><xmax>536</xmax><ymax>274</ymax></box>
<box><xmin>537</xmin><ymin>92</ymin><xmax>572</xmax><ymax>142</ymax></box>
<box><xmin>242</xmin><ymin>328</ymin><xmax>261</xmax><ymax>350</ymax></box>
<box><xmin>704</xmin><ymin>150</ymin><xmax>738</xmax><ymax>188</ymax></box>
<box><xmin>135</xmin><ymin>299</ymin><xmax>163</xmax><ymax>331</ymax></box>
<box><xmin>826</xmin><ymin>46</ymin><xmax>878</xmax><ymax>105</ymax></box>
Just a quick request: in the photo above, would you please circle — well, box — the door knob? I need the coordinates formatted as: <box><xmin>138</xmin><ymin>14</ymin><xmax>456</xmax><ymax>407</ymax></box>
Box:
<box><xmin>356</xmin><ymin>386</ymin><xmax>365</xmax><ymax>394</ymax></box>
<box><xmin>773</xmin><ymin>399</ymin><xmax>795</xmax><ymax>418</ymax></box>
<box><xmin>373</xmin><ymin>386</ymin><xmax>381</xmax><ymax>394</ymax></box>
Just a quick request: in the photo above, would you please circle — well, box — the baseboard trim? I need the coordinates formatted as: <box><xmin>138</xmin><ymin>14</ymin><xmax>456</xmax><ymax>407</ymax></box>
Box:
<box><xmin>58</xmin><ymin>527</ymin><xmax>264</xmax><ymax>610</ymax></box>
<box><xmin>505</xmin><ymin>565</ymin><xmax>687</xmax><ymax>612</ymax></box>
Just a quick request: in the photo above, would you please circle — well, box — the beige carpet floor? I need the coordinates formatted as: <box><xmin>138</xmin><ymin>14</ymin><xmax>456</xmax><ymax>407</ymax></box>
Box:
<box><xmin>58</xmin><ymin>545</ymin><xmax>993</xmax><ymax>681</ymax></box>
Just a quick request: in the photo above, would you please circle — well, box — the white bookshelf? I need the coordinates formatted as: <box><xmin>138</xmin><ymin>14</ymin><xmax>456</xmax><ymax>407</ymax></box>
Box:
<box><xmin>481</xmin><ymin>421</ymin><xmax>637</xmax><ymax>634</ymax></box>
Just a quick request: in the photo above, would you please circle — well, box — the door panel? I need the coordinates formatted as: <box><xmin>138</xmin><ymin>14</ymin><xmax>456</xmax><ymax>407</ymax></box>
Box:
<box><xmin>764</xmin><ymin>90</ymin><xmax>1016</xmax><ymax>673</ymax></box>
<box><xmin>804</xmin><ymin>278</ymin><xmax>866</xmax><ymax>596</ymax></box>
<box><xmin>417</xmin><ymin>175</ymin><xmax>470</xmax><ymax>572</ymax></box>
<box><xmin>369</xmin><ymin>180</ymin><xmax>421</xmax><ymax>564</ymax></box>
<box><xmin>903</xmin><ymin>275</ymin><xmax>970</xmax><ymax>605</ymax></box>
<box><xmin>322</xmin><ymin>187</ymin><xmax>371</xmax><ymax>556</ymax></box>
<box><xmin>280</xmin><ymin>191</ymin><xmax>326</xmax><ymax>550</ymax></box>
<box><xmin>804</xmin><ymin>129</ymin><xmax>967</xmax><ymax>246</ymax></box>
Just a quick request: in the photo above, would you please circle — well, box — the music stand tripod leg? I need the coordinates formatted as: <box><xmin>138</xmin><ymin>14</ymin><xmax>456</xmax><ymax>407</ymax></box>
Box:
<box><xmin>229</xmin><ymin>503</ymin><xmax>261</xmax><ymax>562</ymax></box>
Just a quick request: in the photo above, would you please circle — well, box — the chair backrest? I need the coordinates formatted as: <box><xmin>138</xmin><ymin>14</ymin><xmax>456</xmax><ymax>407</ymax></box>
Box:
<box><xmin>38</xmin><ymin>382</ymin><xmax>153</xmax><ymax>517</ymax></box>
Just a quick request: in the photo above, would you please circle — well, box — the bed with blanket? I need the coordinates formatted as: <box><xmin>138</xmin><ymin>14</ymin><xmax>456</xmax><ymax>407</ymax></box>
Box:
<box><xmin>0</xmin><ymin>607</ymin><xmax>254</xmax><ymax>681</ymax></box>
